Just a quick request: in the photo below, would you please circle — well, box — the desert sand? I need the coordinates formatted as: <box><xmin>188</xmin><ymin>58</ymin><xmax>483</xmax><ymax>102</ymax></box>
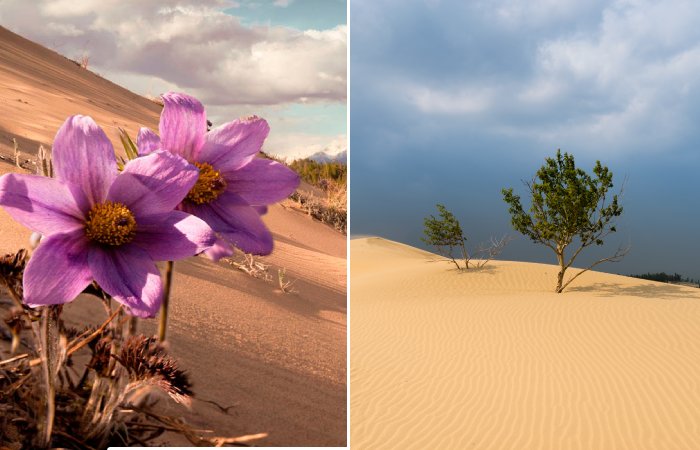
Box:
<box><xmin>351</xmin><ymin>237</ymin><xmax>700</xmax><ymax>449</ymax></box>
<box><xmin>0</xmin><ymin>26</ymin><xmax>346</xmax><ymax>446</ymax></box>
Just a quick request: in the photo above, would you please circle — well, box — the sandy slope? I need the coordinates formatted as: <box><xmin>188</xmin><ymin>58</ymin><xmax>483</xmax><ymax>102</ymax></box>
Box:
<box><xmin>351</xmin><ymin>237</ymin><xmax>700</xmax><ymax>449</ymax></box>
<box><xmin>0</xmin><ymin>26</ymin><xmax>346</xmax><ymax>446</ymax></box>
<box><xmin>0</xmin><ymin>26</ymin><xmax>162</xmax><ymax>161</ymax></box>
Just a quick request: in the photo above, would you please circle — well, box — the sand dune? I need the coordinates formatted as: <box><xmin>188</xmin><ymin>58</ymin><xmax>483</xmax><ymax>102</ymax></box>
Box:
<box><xmin>0</xmin><ymin>26</ymin><xmax>345</xmax><ymax>446</ymax></box>
<box><xmin>0</xmin><ymin>26</ymin><xmax>162</xmax><ymax>160</ymax></box>
<box><xmin>351</xmin><ymin>237</ymin><xmax>700</xmax><ymax>449</ymax></box>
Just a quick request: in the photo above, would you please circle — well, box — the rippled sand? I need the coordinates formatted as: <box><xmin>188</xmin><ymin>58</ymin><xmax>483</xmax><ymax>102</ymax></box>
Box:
<box><xmin>351</xmin><ymin>237</ymin><xmax>700</xmax><ymax>449</ymax></box>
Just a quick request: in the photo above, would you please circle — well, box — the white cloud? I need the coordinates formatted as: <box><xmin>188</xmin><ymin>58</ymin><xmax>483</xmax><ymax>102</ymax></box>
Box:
<box><xmin>40</xmin><ymin>0</ymin><xmax>105</xmax><ymax>17</ymax></box>
<box><xmin>0</xmin><ymin>1</ymin><xmax>346</xmax><ymax>106</ymax></box>
<box><xmin>517</xmin><ymin>80</ymin><xmax>564</xmax><ymax>104</ymax></box>
<box><xmin>522</xmin><ymin>0</ymin><xmax>700</xmax><ymax>152</ymax></box>
<box><xmin>45</xmin><ymin>22</ymin><xmax>84</xmax><ymax>37</ymax></box>
<box><xmin>0</xmin><ymin>0</ymin><xmax>346</xmax><ymax>158</ymax></box>
<box><xmin>264</xmin><ymin>133</ymin><xmax>346</xmax><ymax>161</ymax></box>
<box><xmin>489</xmin><ymin>0</ymin><xmax>596</xmax><ymax>27</ymax></box>
<box><xmin>385</xmin><ymin>0</ymin><xmax>700</xmax><ymax>155</ymax></box>
<box><xmin>408</xmin><ymin>84</ymin><xmax>492</xmax><ymax>114</ymax></box>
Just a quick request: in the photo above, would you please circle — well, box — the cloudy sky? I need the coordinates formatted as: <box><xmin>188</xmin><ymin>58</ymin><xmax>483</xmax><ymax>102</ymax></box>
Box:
<box><xmin>0</xmin><ymin>0</ymin><xmax>346</xmax><ymax>160</ymax></box>
<box><xmin>351</xmin><ymin>0</ymin><xmax>700</xmax><ymax>279</ymax></box>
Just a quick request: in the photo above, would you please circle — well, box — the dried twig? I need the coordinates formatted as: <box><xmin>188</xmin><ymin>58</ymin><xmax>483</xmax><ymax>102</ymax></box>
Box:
<box><xmin>471</xmin><ymin>235</ymin><xmax>514</xmax><ymax>269</ymax></box>
<box><xmin>12</xmin><ymin>137</ymin><xmax>20</xmax><ymax>168</ymax></box>
<box><xmin>277</xmin><ymin>268</ymin><xmax>297</xmax><ymax>294</ymax></box>
<box><xmin>226</xmin><ymin>253</ymin><xmax>272</xmax><ymax>281</ymax></box>
<box><xmin>0</xmin><ymin>244</ymin><xmax>260</xmax><ymax>447</ymax></box>
<box><xmin>36</xmin><ymin>144</ymin><xmax>53</xmax><ymax>177</ymax></box>
<box><xmin>0</xmin><ymin>352</ymin><xmax>30</xmax><ymax>367</ymax></box>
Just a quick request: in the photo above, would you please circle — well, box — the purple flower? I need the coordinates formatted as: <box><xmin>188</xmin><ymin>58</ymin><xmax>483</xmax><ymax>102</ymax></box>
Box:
<box><xmin>0</xmin><ymin>116</ymin><xmax>215</xmax><ymax>317</ymax></box>
<box><xmin>137</xmin><ymin>92</ymin><xmax>299</xmax><ymax>258</ymax></box>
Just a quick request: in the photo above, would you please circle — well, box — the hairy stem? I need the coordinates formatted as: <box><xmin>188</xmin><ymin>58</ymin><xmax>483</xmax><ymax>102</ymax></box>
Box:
<box><xmin>39</xmin><ymin>305</ymin><xmax>61</xmax><ymax>447</ymax></box>
<box><xmin>158</xmin><ymin>261</ymin><xmax>175</xmax><ymax>342</ymax></box>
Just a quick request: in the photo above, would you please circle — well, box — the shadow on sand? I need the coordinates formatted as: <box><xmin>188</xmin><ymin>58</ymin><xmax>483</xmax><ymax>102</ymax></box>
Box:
<box><xmin>568</xmin><ymin>282</ymin><xmax>700</xmax><ymax>300</ymax></box>
<box><xmin>177</xmin><ymin>256</ymin><xmax>346</xmax><ymax>323</ymax></box>
<box><xmin>424</xmin><ymin>258</ymin><xmax>500</xmax><ymax>275</ymax></box>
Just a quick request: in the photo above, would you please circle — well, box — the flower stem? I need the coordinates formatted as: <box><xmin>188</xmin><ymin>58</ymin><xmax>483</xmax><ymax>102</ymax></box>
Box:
<box><xmin>158</xmin><ymin>261</ymin><xmax>175</xmax><ymax>342</ymax></box>
<box><xmin>39</xmin><ymin>305</ymin><xmax>60</xmax><ymax>447</ymax></box>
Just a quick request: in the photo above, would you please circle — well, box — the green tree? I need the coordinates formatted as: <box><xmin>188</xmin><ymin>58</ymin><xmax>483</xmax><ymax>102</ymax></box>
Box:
<box><xmin>422</xmin><ymin>204</ymin><xmax>469</xmax><ymax>270</ymax></box>
<box><xmin>502</xmin><ymin>150</ymin><xmax>627</xmax><ymax>293</ymax></box>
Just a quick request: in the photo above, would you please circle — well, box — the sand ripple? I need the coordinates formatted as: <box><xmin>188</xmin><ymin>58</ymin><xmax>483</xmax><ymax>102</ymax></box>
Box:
<box><xmin>351</xmin><ymin>237</ymin><xmax>700</xmax><ymax>449</ymax></box>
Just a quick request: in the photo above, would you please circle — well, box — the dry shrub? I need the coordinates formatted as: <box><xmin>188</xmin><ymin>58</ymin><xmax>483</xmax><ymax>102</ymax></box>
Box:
<box><xmin>223</xmin><ymin>251</ymin><xmax>298</xmax><ymax>295</ymax></box>
<box><xmin>225</xmin><ymin>252</ymin><xmax>272</xmax><ymax>281</ymax></box>
<box><xmin>289</xmin><ymin>178</ymin><xmax>347</xmax><ymax>234</ymax></box>
<box><xmin>78</xmin><ymin>54</ymin><xmax>89</xmax><ymax>69</ymax></box>
<box><xmin>145</xmin><ymin>95</ymin><xmax>165</xmax><ymax>107</ymax></box>
<box><xmin>0</xmin><ymin>249</ymin><xmax>265</xmax><ymax>448</ymax></box>
<box><xmin>277</xmin><ymin>268</ymin><xmax>296</xmax><ymax>294</ymax></box>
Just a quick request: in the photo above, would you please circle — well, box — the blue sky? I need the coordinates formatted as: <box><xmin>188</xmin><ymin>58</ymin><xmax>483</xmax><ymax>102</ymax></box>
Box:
<box><xmin>351</xmin><ymin>0</ymin><xmax>700</xmax><ymax>279</ymax></box>
<box><xmin>229</xmin><ymin>0</ymin><xmax>346</xmax><ymax>30</ymax></box>
<box><xmin>0</xmin><ymin>0</ymin><xmax>346</xmax><ymax>159</ymax></box>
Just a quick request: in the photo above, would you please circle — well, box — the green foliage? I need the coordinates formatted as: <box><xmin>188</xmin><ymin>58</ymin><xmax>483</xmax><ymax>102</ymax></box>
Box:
<box><xmin>422</xmin><ymin>204</ymin><xmax>465</xmax><ymax>248</ymax></box>
<box><xmin>502</xmin><ymin>150</ymin><xmax>621</xmax><ymax>249</ymax></box>
<box><xmin>115</xmin><ymin>128</ymin><xmax>139</xmax><ymax>170</ymax></box>
<box><xmin>289</xmin><ymin>158</ymin><xmax>347</xmax><ymax>187</ymax></box>
<box><xmin>421</xmin><ymin>204</ymin><xmax>467</xmax><ymax>269</ymax></box>
<box><xmin>630</xmin><ymin>272</ymin><xmax>698</xmax><ymax>285</ymax></box>
<box><xmin>502</xmin><ymin>150</ymin><xmax>625</xmax><ymax>292</ymax></box>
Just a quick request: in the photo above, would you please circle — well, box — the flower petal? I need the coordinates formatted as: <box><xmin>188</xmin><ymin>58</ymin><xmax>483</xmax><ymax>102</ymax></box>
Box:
<box><xmin>137</xmin><ymin>127</ymin><xmax>161</xmax><ymax>156</ymax></box>
<box><xmin>52</xmin><ymin>115</ymin><xmax>117</xmax><ymax>205</ymax></box>
<box><xmin>23</xmin><ymin>231</ymin><xmax>92</xmax><ymax>307</ymax></box>
<box><xmin>108</xmin><ymin>151</ymin><xmax>198</xmax><ymax>217</ymax></box>
<box><xmin>224</xmin><ymin>158</ymin><xmax>299</xmax><ymax>205</ymax></box>
<box><xmin>0</xmin><ymin>173</ymin><xmax>87</xmax><ymax>235</ymax></box>
<box><xmin>197</xmin><ymin>116</ymin><xmax>269</xmax><ymax>172</ymax></box>
<box><xmin>202</xmin><ymin>236</ymin><xmax>234</xmax><ymax>261</ymax></box>
<box><xmin>131</xmin><ymin>211</ymin><xmax>215</xmax><ymax>261</ymax></box>
<box><xmin>159</xmin><ymin>92</ymin><xmax>206</xmax><ymax>161</ymax></box>
<box><xmin>88</xmin><ymin>245</ymin><xmax>163</xmax><ymax>318</ymax></box>
<box><xmin>184</xmin><ymin>191</ymin><xmax>273</xmax><ymax>255</ymax></box>
<box><xmin>253</xmin><ymin>205</ymin><xmax>268</xmax><ymax>215</ymax></box>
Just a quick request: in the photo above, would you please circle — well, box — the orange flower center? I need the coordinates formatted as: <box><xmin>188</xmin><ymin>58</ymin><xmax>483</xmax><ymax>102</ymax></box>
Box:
<box><xmin>84</xmin><ymin>201</ymin><xmax>137</xmax><ymax>246</ymax></box>
<box><xmin>186</xmin><ymin>162</ymin><xmax>227</xmax><ymax>205</ymax></box>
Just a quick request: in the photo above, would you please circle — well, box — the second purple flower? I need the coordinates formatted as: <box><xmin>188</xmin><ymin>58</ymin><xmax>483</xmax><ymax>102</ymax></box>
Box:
<box><xmin>137</xmin><ymin>92</ymin><xmax>300</xmax><ymax>257</ymax></box>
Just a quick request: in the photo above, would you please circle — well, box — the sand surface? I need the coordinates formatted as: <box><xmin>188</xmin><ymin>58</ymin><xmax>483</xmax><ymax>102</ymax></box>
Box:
<box><xmin>351</xmin><ymin>237</ymin><xmax>700</xmax><ymax>449</ymax></box>
<box><xmin>0</xmin><ymin>26</ymin><xmax>346</xmax><ymax>446</ymax></box>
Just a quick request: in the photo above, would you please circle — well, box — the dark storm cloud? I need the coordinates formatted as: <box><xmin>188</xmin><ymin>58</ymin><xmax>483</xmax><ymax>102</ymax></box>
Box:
<box><xmin>351</xmin><ymin>0</ymin><xmax>700</xmax><ymax>278</ymax></box>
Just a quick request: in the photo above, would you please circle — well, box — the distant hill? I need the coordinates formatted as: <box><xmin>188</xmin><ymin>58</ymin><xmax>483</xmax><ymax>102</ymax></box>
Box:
<box><xmin>308</xmin><ymin>150</ymin><xmax>347</xmax><ymax>164</ymax></box>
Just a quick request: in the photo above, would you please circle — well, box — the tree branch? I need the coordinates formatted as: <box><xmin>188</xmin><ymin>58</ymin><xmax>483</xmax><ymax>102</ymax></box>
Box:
<box><xmin>473</xmin><ymin>235</ymin><xmax>513</xmax><ymax>268</ymax></box>
<box><xmin>560</xmin><ymin>244</ymin><xmax>631</xmax><ymax>292</ymax></box>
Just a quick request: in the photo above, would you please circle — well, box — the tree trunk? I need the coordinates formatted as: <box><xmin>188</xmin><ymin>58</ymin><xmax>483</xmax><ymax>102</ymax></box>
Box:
<box><xmin>555</xmin><ymin>252</ymin><xmax>566</xmax><ymax>293</ymax></box>
<box><xmin>461</xmin><ymin>242</ymin><xmax>469</xmax><ymax>270</ymax></box>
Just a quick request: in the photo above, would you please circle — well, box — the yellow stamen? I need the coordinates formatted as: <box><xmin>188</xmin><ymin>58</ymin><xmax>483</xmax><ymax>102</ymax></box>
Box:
<box><xmin>186</xmin><ymin>162</ymin><xmax>227</xmax><ymax>205</ymax></box>
<box><xmin>85</xmin><ymin>201</ymin><xmax>137</xmax><ymax>246</ymax></box>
